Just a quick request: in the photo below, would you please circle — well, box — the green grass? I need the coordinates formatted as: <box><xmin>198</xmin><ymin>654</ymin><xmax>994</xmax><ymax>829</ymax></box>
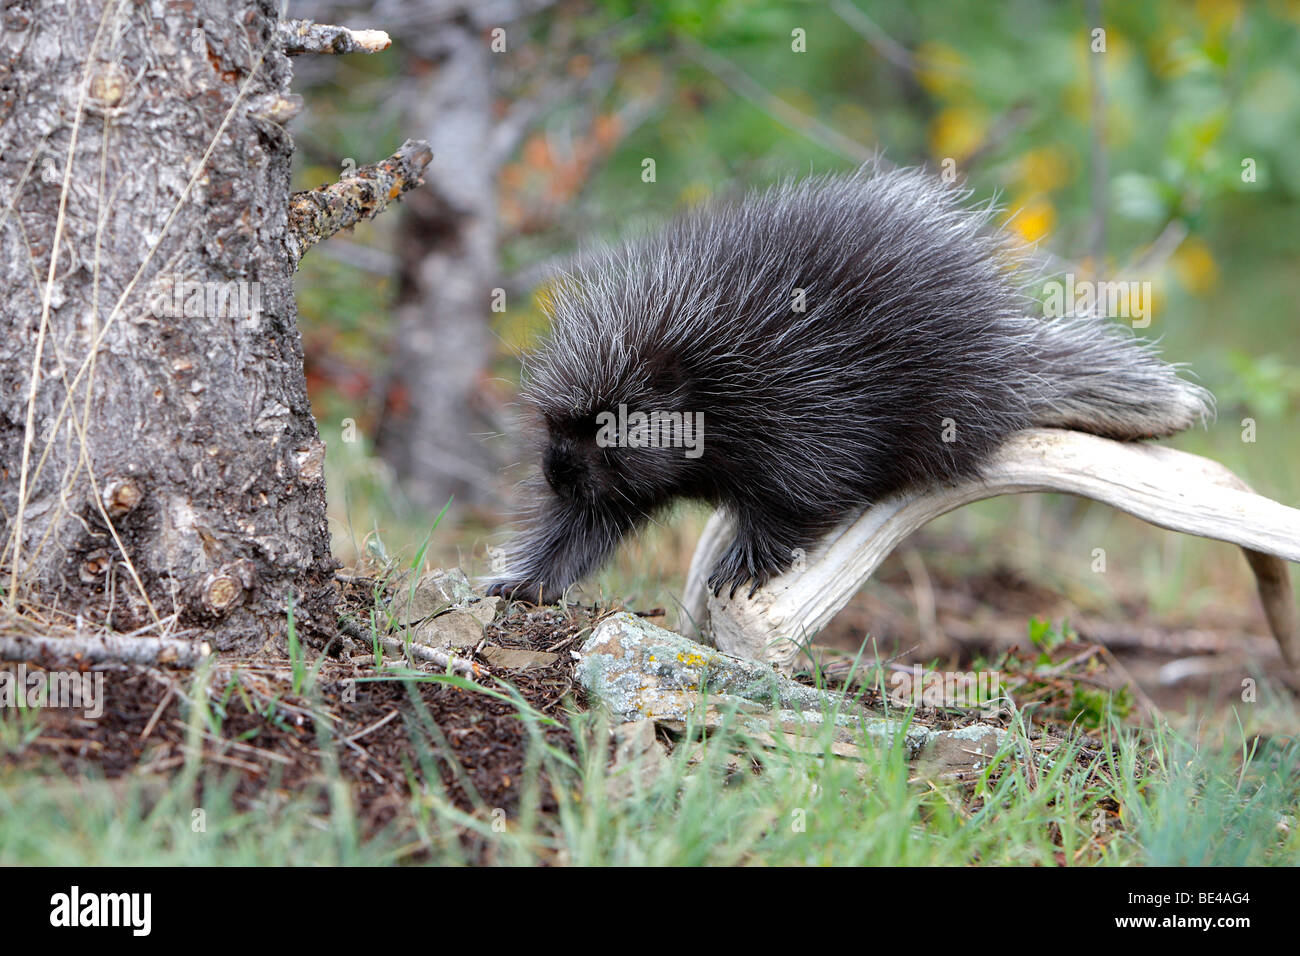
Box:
<box><xmin>4</xmin><ymin>666</ymin><xmax>1297</xmax><ymax>866</ymax></box>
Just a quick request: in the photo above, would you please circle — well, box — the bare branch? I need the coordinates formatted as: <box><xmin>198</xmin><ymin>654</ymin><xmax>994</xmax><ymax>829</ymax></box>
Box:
<box><xmin>489</xmin><ymin>60</ymin><xmax>618</xmax><ymax>168</ymax></box>
<box><xmin>377</xmin><ymin>636</ymin><xmax>490</xmax><ymax>679</ymax></box>
<box><xmin>278</xmin><ymin>19</ymin><xmax>391</xmax><ymax>55</ymax></box>
<box><xmin>680</xmin><ymin>37</ymin><xmax>874</xmax><ymax>164</ymax></box>
<box><xmin>828</xmin><ymin>0</ymin><xmax>919</xmax><ymax>72</ymax></box>
<box><xmin>286</xmin><ymin>138</ymin><xmax>433</xmax><ymax>265</ymax></box>
<box><xmin>1127</xmin><ymin>217</ymin><xmax>1189</xmax><ymax>274</ymax></box>
<box><xmin>0</xmin><ymin>632</ymin><xmax>211</xmax><ymax>668</ymax></box>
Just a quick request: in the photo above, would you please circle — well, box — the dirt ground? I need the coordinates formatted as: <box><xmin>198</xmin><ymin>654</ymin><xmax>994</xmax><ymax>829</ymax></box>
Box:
<box><xmin>813</xmin><ymin>532</ymin><xmax>1296</xmax><ymax>719</ymax></box>
<box><xmin>1</xmin><ymin>592</ymin><xmax>601</xmax><ymax>860</ymax></box>
<box><xmin>4</xmin><ymin>548</ymin><xmax>1295</xmax><ymax>860</ymax></box>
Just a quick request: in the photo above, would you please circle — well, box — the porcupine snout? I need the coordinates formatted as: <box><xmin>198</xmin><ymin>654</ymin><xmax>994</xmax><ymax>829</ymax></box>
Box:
<box><xmin>542</xmin><ymin>435</ymin><xmax>592</xmax><ymax>502</ymax></box>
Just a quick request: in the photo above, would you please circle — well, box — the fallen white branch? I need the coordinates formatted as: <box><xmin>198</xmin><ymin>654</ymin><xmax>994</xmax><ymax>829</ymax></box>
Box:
<box><xmin>0</xmin><ymin>632</ymin><xmax>210</xmax><ymax>668</ymax></box>
<box><xmin>377</xmin><ymin>636</ymin><xmax>489</xmax><ymax>679</ymax></box>
<box><xmin>684</xmin><ymin>429</ymin><xmax>1300</xmax><ymax>672</ymax></box>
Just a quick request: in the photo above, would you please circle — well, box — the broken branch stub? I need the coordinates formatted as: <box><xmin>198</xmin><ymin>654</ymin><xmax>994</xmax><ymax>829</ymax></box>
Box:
<box><xmin>286</xmin><ymin>139</ymin><xmax>433</xmax><ymax>265</ymax></box>
<box><xmin>683</xmin><ymin>429</ymin><xmax>1300</xmax><ymax>672</ymax></box>
<box><xmin>278</xmin><ymin>20</ymin><xmax>392</xmax><ymax>56</ymax></box>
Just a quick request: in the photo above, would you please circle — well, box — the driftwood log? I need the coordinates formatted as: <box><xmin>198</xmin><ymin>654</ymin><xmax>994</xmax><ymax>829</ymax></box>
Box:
<box><xmin>683</xmin><ymin>429</ymin><xmax>1300</xmax><ymax>673</ymax></box>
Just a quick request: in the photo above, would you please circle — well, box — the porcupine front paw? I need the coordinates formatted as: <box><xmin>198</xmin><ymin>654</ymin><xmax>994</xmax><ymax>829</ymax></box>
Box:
<box><xmin>707</xmin><ymin>535</ymin><xmax>792</xmax><ymax>600</ymax></box>
<box><xmin>485</xmin><ymin>579</ymin><xmax>564</xmax><ymax>604</ymax></box>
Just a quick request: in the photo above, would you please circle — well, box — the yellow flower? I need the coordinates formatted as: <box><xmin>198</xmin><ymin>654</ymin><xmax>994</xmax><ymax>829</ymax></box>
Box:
<box><xmin>916</xmin><ymin>41</ymin><xmax>967</xmax><ymax>99</ymax></box>
<box><xmin>1020</xmin><ymin>147</ymin><xmax>1072</xmax><ymax>193</ymax></box>
<box><xmin>929</xmin><ymin>107</ymin><xmax>985</xmax><ymax>163</ymax></box>
<box><xmin>1172</xmin><ymin>237</ymin><xmax>1219</xmax><ymax>295</ymax></box>
<box><xmin>1005</xmin><ymin>196</ymin><xmax>1055</xmax><ymax>244</ymax></box>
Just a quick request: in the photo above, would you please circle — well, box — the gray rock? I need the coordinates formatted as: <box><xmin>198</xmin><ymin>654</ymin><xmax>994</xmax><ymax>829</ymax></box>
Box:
<box><xmin>388</xmin><ymin>567</ymin><xmax>480</xmax><ymax>626</ymax></box>
<box><xmin>387</xmin><ymin>568</ymin><xmax>502</xmax><ymax>651</ymax></box>
<box><xmin>607</xmin><ymin>719</ymin><xmax>672</xmax><ymax>799</ymax></box>
<box><xmin>412</xmin><ymin>609</ymin><xmax>486</xmax><ymax>650</ymax></box>
<box><xmin>912</xmin><ymin>723</ymin><xmax>1004</xmax><ymax>778</ymax></box>
<box><xmin>480</xmin><ymin>646</ymin><xmax>559</xmax><ymax>671</ymax></box>
<box><xmin>467</xmin><ymin>595</ymin><xmax>503</xmax><ymax>626</ymax></box>
<box><xmin>577</xmin><ymin>612</ymin><xmax>1010</xmax><ymax>775</ymax></box>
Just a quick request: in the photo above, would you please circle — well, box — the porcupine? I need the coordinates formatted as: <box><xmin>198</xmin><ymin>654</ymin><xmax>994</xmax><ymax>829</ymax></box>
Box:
<box><xmin>487</xmin><ymin>163</ymin><xmax>1213</xmax><ymax>603</ymax></box>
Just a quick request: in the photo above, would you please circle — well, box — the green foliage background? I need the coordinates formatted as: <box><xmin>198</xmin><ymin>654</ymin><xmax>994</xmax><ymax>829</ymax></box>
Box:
<box><xmin>293</xmin><ymin>0</ymin><xmax>1300</xmax><ymax>616</ymax></box>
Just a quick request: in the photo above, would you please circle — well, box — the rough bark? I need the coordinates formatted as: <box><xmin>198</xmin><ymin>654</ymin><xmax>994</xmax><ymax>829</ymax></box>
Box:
<box><xmin>0</xmin><ymin>0</ymin><xmax>333</xmax><ymax>653</ymax></box>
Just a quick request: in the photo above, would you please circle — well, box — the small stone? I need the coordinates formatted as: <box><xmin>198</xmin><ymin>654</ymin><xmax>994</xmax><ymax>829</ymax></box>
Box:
<box><xmin>388</xmin><ymin>567</ymin><xmax>477</xmax><ymax>626</ymax></box>
<box><xmin>607</xmin><ymin>719</ymin><xmax>671</xmax><ymax>799</ymax></box>
<box><xmin>418</xmin><ymin>567</ymin><xmax>477</xmax><ymax>604</ymax></box>
<box><xmin>412</xmin><ymin>609</ymin><xmax>484</xmax><ymax>650</ymax></box>
<box><xmin>912</xmin><ymin>725</ymin><xmax>1004</xmax><ymax>779</ymax></box>
<box><xmin>479</xmin><ymin>646</ymin><xmax>558</xmax><ymax>671</ymax></box>
<box><xmin>468</xmin><ymin>595</ymin><xmax>502</xmax><ymax>626</ymax></box>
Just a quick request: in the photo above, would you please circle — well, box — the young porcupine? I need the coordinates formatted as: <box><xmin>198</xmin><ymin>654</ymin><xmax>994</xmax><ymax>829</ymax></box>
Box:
<box><xmin>487</xmin><ymin>164</ymin><xmax>1213</xmax><ymax>603</ymax></box>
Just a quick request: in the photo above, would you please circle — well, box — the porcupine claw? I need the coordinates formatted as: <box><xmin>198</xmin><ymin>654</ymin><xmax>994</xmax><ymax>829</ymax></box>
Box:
<box><xmin>486</xmin><ymin>579</ymin><xmax>561</xmax><ymax>605</ymax></box>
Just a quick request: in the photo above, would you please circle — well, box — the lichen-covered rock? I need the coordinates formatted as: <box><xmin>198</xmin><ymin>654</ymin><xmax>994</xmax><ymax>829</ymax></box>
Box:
<box><xmin>577</xmin><ymin>612</ymin><xmax>1010</xmax><ymax>775</ymax></box>
<box><xmin>576</xmin><ymin>612</ymin><xmax>843</xmax><ymax>723</ymax></box>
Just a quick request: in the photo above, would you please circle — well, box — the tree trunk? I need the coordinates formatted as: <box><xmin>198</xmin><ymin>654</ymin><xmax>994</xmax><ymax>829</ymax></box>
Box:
<box><xmin>0</xmin><ymin>0</ymin><xmax>334</xmax><ymax>653</ymax></box>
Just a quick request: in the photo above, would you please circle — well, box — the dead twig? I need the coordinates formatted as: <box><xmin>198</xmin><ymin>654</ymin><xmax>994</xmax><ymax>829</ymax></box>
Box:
<box><xmin>278</xmin><ymin>20</ymin><xmax>391</xmax><ymax>56</ymax></box>
<box><xmin>0</xmin><ymin>631</ymin><xmax>209</xmax><ymax>668</ymax></box>
<box><xmin>286</xmin><ymin>139</ymin><xmax>433</xmax><ymax>265</ymax></box>
<box><xmin>377</xmin><ymin>636</ymin><xmax>490</xmax><ymax>680</ymax></box>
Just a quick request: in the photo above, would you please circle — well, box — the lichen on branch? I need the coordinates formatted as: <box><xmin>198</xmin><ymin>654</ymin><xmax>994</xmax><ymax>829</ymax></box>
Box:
<box><xmin>278</xmin><ymin>19</ymin><xmax>392</xmax><ymax>56</ymax></box>
<box><xmin>286</xmin><ymin>138</ymin><xmax>433</xmax><ymax>265</ymax></box>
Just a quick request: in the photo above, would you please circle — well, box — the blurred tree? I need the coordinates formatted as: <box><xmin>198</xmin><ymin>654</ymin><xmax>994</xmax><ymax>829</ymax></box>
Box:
<box><xmin>293</xmin><ymin>0</ymin><xmax>648</xmax><ymax>511</ymax></box>
<box><xmin>377</xmin><ymin>4</ymin><xmax>504</xmax><ymax>510</ymax></box>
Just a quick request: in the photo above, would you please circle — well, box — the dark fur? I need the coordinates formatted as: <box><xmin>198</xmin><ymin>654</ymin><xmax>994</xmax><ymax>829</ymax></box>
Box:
<box><xmin>488</xmin><ymin>164</ymin><xmax>1213</xmax><ymax>603</ymax></box>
